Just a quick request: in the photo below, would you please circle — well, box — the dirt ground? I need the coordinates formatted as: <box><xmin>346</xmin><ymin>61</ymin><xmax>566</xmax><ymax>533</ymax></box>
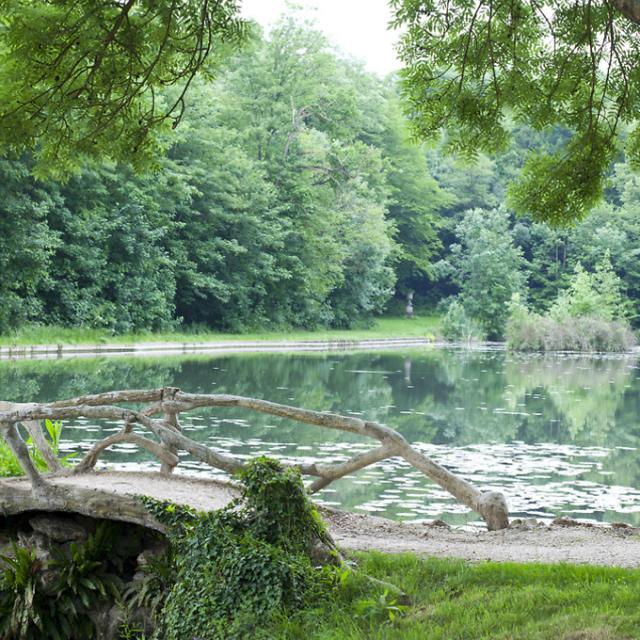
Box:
<box><xmin>5</xmin><ymin>471</ymin><xmax>640</xmax><ymax>568</ymax></box>
<box><xmin>321</xmin><ymin>507</ymin><xmax>640</xmax><ymax>568</ymax></box>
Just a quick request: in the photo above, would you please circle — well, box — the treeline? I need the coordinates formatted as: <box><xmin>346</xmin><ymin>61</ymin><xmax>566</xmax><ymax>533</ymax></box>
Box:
<box><xmin>1</xmin><ymin>18</ymin><xmax>427</xmax><ymax>334</ymax></box>
<box><xmin>3</xmin><ymin>14</ymin><xmax>640</xmax><ymax>339</ymax></box>
<box><xmin>434</xmin><ymin>160</ymin><xmax>640</xmax><ymax>347</ymax></box>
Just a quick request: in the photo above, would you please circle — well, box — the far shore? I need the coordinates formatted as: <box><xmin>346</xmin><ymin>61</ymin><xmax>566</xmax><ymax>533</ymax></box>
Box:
<box><xmin>0</xmin><ymin>335</ymin><xmax>440</xmax><ymax>361</ymax></box>
<box><xmin>0</xmin><ymin>317</ymin><xmax>441</xmax><ymax>360</ymax></box>
<box><xmin>2</xmin><ymin>316</ymin><xmax>639</xmax><ymax>360</ymax></box>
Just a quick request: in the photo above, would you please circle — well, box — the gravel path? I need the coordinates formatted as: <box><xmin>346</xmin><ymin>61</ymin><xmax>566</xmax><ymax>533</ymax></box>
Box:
<box><xmin>322</xmin><ymin>508</ymin><xmax>640</xmax><ymax>568</ymax></box>
<box><xmin>5</xmin><ymin>471</ymin><xmax>640</xmax><ymax>568</ymax></box>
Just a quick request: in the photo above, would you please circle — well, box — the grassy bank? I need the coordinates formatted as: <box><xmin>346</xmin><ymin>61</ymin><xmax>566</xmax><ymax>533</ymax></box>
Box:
<box><xmin>0</xmin><ymin>316</ymin><xmax>440</xmax><ymax>346</ymax></box>
<box><xmin>270</xmin><ymin>552</ymin><xmax>640</xmax><ymax>639</ymax></box>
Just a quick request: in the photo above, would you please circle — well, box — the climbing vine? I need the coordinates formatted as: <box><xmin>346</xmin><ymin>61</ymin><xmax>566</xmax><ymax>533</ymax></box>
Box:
<box><xmin>140</xmin><ymin>457</ymin><xmax>339</xmax><ymax>639</ymax></box>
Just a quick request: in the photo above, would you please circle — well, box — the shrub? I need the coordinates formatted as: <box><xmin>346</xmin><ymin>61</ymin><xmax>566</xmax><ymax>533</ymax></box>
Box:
<box><xmin>507</xmin><ymin>311</ymin><xmax>636</xmax><ymax>352</ymax></box>
<box><xmin>442</xmin><ymin>299</ymin><xmax>485</xmax><ymax>342</ymax></box>
<box><xmin>0</xmin><ymin>420</ymin><xmax>69</xmax><ymax>478</ymax></box>
<box><xmin>0</xmin><ymin>523</ymin><xmax>121</xmax><ymax>640</ymax></box>
<box><xmin>507</xmin><ymin>258</ymin><xmax>637</xmax><ymax>352</ymax></box>
<box><xmin>550</xmin><ymin>254</ymin><xmax>629</xmax><ymax>323</ymax></box>
<box><xmin>141</xmin><ymin>457</ymin><xmax>336</xmax><ymax>640</ymax></box>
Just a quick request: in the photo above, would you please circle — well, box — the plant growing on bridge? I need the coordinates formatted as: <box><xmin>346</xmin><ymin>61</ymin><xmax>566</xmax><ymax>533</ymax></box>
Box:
<box><xmin>0</xmin><ymin>419</ymin><xmax>68</xmax><ymax>478</ymax></box>
<box><xmin>139</xmin><ymin>457</ymin><xmax>340</xmax><ymax>640</ymax></box>
<box><xmin>0</xmin><ymin>522</ymin><xmax>121</xmax><ymax>640</ymax></box>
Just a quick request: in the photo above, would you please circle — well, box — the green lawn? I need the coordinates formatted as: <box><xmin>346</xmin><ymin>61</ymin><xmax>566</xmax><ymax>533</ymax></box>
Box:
<box><xmin>0</xmin><ymin>316</ymin><xmax>441</xmax><ymax>346</ymax></box>
<box><xmin>269</xmin><ymin>553</ymin><xmax>640</xmax><ymax>640</ymax></box>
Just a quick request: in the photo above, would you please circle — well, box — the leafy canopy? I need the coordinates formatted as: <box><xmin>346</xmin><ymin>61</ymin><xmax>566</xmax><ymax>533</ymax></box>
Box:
<box><xmin>0</xmin><ymin>0</ymin><xmax>247</xmax><ymax>175</ymax></box>
<box><xmin>391</xmin><ymin>0</ymin><xmax>640</xmax><ymax>223</ymax></box>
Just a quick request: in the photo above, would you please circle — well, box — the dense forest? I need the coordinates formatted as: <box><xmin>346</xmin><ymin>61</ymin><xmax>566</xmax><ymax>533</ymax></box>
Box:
<box><xmin>2</xmin><ymin>14</ymin><xmax>640</xmax><ymax>339</ymax></box>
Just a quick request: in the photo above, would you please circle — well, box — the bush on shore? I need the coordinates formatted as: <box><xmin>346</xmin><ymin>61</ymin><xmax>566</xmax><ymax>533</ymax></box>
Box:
<box><xmin>506</xmin><ymin>294</ymin><xmax>636</xmax><ymax>352</ymax></box>
<box><xmin>506</xmin><ymin>311</ymin><xmax>636</xmax><ymax>352</ymax></box>
<box><xmin>507</xmin><ymin>256</ymin><xmax>636</xmax><ymax>352</ymax></box>
<box><xmin>441</xmin><ymin>299</ymin><xmax>485</xmax><ymax>343</ymax></box>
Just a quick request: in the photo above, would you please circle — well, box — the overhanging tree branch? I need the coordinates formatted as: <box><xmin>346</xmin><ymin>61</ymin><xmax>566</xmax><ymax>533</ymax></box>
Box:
<box><xmin>0</xmin><ymin>0</ymin><xmax>248</xmax><ymax>174</ymax></box>
<box><xmin>392</xmin><ymin>0</ymin><xmax>640</xmax><ymax>223</ymax></box>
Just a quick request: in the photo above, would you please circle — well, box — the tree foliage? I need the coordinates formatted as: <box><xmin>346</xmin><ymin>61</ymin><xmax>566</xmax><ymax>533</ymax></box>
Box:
<box><xmin>444</xmin><ymin>208</ymin><xmax>525</xmax><ymax>339</ymax></box>
<box><xmin>0</xmin><ymin>0</ymin><xmax>247</xmax><ymax>175</ymax></box>
<box><xmin>0</xmin><ymin>160</ymin><xmax>57</xmax><ymax>332</ymax></box>
<box><xmin>0</xmin><ymin>17</ymin><xmax>434</xmax><ymax>334</ymax></box>
<box><xmin>391</xmin><ymin>0</ymin><xmax>640</xmax><ymax>223</ymax></box>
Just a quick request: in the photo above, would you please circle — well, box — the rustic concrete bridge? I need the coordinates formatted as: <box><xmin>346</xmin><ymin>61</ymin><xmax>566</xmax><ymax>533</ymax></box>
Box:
<box><xmin>0</xmin><ymin>388</ymin><xmax>510</xmax><ymax>531</ymax></box>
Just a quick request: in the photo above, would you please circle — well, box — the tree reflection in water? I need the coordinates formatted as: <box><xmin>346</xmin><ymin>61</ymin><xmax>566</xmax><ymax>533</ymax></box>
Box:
<box><xmin>0</xmin><ymin>348</ymin><xmax>638</xmax><ymax>526</ymax></box>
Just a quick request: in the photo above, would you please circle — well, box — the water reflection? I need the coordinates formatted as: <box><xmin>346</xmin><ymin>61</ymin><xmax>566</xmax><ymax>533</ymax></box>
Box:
<box><xmin>0</xmin><ymin>348</ymin><xmax>638</xmax><ymax>526</ymax></box>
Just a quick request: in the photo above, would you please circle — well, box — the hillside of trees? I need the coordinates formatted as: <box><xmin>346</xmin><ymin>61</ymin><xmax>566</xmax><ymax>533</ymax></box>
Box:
<box><xmin>2</xmin><ymin>15</ymin><xmax>640</xmax><ymax>340</ymax></box>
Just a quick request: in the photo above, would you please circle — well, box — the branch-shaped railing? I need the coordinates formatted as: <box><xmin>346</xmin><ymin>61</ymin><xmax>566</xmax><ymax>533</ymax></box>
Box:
<box><xmin>0</xmin><ymin>388</ymin><xmax>510</xmax><ymax>530</ymax></box>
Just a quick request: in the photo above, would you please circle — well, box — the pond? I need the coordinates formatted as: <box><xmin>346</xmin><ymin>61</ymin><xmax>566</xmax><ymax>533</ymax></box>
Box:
<box><xmin>2</xmin><ymin>347</ymin><xmax>640</xmax><ymax>527</ymax></box>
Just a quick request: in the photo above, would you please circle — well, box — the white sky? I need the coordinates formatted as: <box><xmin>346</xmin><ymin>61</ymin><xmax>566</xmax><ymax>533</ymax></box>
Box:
<box><xmin>240</xmin><ymin>0</ymin><xmax>401</xmax><ymax>76</ymax></box>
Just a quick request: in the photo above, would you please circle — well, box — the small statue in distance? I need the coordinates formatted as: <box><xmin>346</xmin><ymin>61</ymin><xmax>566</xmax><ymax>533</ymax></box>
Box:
<box><xmin>405</xmin><ymin>291</ymin><xmax>414</xmax><ymax>318</ymax></box>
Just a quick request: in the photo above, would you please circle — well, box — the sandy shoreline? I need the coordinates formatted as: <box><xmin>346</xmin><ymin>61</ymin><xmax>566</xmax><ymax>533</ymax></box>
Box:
<box><xmin>322</xmin><ymin>507</ymin><xmax>640</xmax><ymax>568</ymax></box>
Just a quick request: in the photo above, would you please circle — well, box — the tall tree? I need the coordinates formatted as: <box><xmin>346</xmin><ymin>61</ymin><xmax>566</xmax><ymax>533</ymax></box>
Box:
<box><xmin>376</xmin><ymin>92</ymin><xmax>449</xmax><ymax>301</ymax></box>
<box><xmin>447</xmin><ymin>208</ymin><xmax>526</xmax><ymax>339</ymax></box>
<box><xmin>213</xmin><ymin>17</ymin><xmax>397</xmax><ymax>327</ymax></box>
<box><xmin>164</xmin><ymin>84</ymin><xmax>287</xmax><ymax>330</ymax></box>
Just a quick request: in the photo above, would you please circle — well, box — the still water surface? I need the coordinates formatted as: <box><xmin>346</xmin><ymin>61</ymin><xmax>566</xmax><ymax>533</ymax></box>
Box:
<box><xmin>2</xmin><ymin>347</ymin><xmax>639</xmax><ymax>527</ymax></box>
